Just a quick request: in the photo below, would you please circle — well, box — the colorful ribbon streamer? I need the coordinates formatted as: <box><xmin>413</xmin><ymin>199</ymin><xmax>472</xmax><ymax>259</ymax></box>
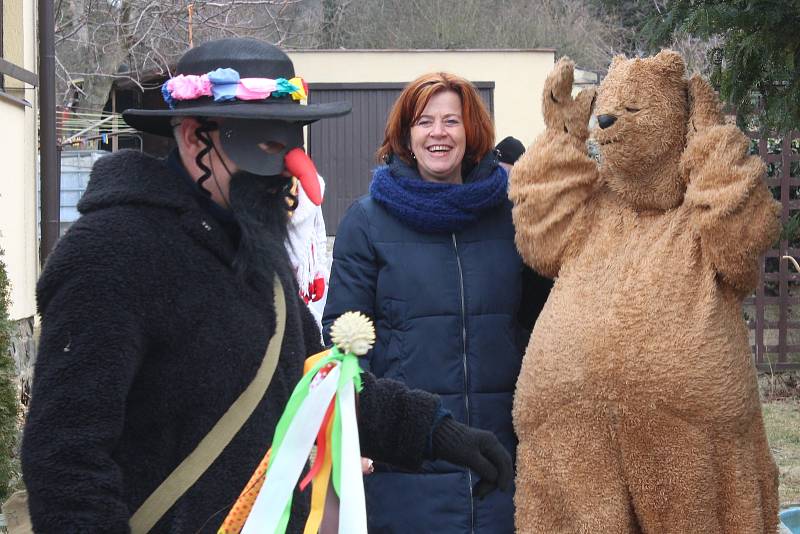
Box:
<box><xmin>219</xmin><ymin>345</ymin><xmax>366</xmax><ymax>534</ymax></box>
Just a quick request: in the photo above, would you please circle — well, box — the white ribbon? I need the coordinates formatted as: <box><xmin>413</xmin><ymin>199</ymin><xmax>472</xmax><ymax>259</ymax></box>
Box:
<box><xmin>337</xmin><ymin>380</ymin><xmax>367</xmax><ymax>533</ymax></box>
<box><xmin>242</xmin><ymin>364</ymin><xmax>341</xmax><ymax>534</ymax></box>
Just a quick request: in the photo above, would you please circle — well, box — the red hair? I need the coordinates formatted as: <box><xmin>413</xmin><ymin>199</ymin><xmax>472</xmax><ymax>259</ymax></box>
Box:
<box><xmin>377</xmin><ymin>72</ymin><xmax>495</xmax><ymax>165</ymax></box>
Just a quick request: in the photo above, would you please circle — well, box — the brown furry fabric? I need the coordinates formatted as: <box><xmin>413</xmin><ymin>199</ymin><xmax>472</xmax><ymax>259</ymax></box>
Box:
<box><xmin>509</xmin><ymin>51</ymin><xmax>781</xmax><ymax>533</ymax></box>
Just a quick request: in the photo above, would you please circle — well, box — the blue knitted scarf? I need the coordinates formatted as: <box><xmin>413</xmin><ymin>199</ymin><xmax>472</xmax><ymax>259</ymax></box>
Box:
<box><xmin>369</xmin><ymin>153</ymin><xmax>509</xmax><ymax>233</ymax></box>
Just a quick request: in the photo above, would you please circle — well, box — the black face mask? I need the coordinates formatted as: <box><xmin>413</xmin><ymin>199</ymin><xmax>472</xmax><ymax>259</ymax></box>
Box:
<box><xmin>219</xmin><ymin>118</ymin><xmax>304</xmax><ymax>176</ymax></box>
<box><xmin>192</xmin><ymin>119</ymin><xmax>308</xmax><ymax>206</ymax></box>
<box><xmin>227</xmin><ymin>169</ymin><xmax>294</xmax><ymax>292</ymax></box>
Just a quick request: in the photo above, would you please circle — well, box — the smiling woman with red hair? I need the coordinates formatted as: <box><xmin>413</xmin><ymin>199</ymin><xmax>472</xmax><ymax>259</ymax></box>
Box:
<box><xmin>323</xmin><ymin>72</ymin><xmax>553</xmax><ymax>533</ymax></box>
<box><xmin>378</xmin><ymin>72</ymin><xmax>495</xmax><ymax>173</ymax></box>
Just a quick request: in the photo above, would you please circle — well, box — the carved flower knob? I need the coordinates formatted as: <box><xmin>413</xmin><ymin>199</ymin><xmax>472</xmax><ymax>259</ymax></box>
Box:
<box><xmin>330</xmin><ymin>311</ymin><xmax>375</xmax><ymax>356</ymax></box>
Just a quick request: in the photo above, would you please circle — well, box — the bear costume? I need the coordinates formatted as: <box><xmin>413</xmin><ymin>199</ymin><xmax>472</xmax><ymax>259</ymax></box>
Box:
<box><xmin>509</xmin><ymin>50</ymin><xmax>781</xmax><ymax>533</ymax></box>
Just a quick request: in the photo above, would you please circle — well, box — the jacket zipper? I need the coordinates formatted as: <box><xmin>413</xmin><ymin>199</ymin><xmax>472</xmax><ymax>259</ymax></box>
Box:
<box><xmin>452</xmin><ymin>233</ymin><xmax>475</xmax><ymax>534</ymax></box>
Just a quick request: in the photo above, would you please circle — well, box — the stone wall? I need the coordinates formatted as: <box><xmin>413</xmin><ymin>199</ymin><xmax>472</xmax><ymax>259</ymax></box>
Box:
<box><xmin>9</xmin><ymin>316</ymin><xmax>35</xmax><ymax>406</ymax></box>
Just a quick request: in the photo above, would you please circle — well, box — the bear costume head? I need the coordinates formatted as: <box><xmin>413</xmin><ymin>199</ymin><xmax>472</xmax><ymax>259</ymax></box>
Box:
<box><xmin>593</xmin><ymin>50</ymin><xmax>692</xmax><ymax>211</ymax></box>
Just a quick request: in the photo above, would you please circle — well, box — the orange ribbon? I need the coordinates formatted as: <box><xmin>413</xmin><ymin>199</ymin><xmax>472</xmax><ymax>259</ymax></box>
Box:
<box><xmin>218</xmin><ymin>449</ymin><xmax>271</xmax><ymax>533</ymax></box>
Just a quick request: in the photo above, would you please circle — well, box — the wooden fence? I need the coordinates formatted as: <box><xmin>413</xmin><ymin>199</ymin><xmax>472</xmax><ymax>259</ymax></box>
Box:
<box><xmin>746</xmin><ymin>130</ymin><xmax>800</xmax><ymax>371</ymax></box>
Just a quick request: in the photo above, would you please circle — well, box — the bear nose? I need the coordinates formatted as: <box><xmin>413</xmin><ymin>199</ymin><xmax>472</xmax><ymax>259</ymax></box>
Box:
<box><xmin>597</xmin><ymin>114</ymin><xmax>617</xmax><ymax>129</ymax></box>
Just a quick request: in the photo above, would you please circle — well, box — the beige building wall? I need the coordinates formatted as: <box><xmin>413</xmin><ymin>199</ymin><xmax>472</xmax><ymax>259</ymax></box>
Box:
<box><xmin>1</xmin><ymin>0</ymin><xmax>39</xmax><ymax>320</ymax></box>
<box><xmin>289</xmin><ymin>49</ymin><xmax>555</xmax><ymax>148</ymax></box>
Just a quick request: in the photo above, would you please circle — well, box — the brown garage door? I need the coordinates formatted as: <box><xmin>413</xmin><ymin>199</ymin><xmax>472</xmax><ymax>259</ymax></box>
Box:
<box><xmin>307</xmin><ymin>82</ymin><xmax>495</xmax><ymax>234</ymax></box>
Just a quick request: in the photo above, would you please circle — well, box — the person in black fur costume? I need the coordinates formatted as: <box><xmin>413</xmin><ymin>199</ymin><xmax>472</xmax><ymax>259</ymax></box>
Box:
<box><xmin>20</xmin><ymin>38</ymin><xmax>512</xmax><ymax>533</ymax></box>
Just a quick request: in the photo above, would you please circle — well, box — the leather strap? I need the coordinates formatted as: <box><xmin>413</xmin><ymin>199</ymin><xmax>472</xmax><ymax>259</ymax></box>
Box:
<box><xmin>129</xmin><ymin>275</ymin><xmax>286</xmax><ymax>533</ymax></box>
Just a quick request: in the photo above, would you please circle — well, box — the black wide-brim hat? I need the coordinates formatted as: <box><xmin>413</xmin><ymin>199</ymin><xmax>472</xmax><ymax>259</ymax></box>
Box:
<box><xmin>123</xmin><ymin>38</ymin><xmax>351</xmax><ymax>137</ymax></box>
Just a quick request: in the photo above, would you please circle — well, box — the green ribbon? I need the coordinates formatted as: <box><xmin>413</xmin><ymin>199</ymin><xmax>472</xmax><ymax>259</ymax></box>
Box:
<box><xmin>266</xmin><ymin>345</ymin><xmax>364</xmax><ymax>533</ymax></box>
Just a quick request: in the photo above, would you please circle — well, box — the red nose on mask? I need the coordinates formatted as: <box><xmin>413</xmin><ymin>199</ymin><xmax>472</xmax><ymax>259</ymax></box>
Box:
<box><xmin>284</xmin><ymin>148</ymin><xmax>322</xmax><ymax>206</ymax></box>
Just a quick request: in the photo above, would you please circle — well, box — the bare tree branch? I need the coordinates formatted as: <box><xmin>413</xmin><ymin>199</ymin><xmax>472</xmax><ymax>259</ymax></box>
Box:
<box><xmin>56</xmin><ymin>0</ymin><xmax>648</xmax><ymax>113</ymax></box>
<box><xmin>56</xmin><ymin>0</ymin><xmax>311</xmax><ymax>110</ymax></box>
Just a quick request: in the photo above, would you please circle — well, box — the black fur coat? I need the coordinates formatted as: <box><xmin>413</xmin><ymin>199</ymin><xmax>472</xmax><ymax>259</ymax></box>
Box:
<box><xmin>21</xmin><ymin>150</ymin><xmax>439</xmax><ymax>533</ymax></box>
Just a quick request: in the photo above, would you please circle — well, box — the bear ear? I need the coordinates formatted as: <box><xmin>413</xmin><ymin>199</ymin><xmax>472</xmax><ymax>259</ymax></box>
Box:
<box><xmin>653</xmin><ymin>49</ymin><xmax>686</xmax><ymax>77</ymax></box>
<box><xmin>608</xmin><ymin>54</ymin><xmax>626</xmax><ymax>72</ymax></box>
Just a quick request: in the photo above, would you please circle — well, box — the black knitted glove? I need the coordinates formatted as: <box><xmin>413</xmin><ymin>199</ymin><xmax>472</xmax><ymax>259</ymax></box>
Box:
<box><xmin>431</xmin><ymin>416</ymin><xmax>513</xmax><ymax>499</ymax></box>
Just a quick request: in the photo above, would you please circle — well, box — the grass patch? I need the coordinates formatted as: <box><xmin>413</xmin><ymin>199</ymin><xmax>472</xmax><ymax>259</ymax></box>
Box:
<box><xmin>763</xmin><ymin>399</ymin><xmax>800</xmax><ymax>506</ymax></box>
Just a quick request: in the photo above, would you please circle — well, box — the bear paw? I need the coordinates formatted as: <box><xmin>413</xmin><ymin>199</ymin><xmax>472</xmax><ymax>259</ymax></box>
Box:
<box><xmin>542</xmin><ymin>57</ymin><xmax>596</xmax><ymax>142</ymax></box>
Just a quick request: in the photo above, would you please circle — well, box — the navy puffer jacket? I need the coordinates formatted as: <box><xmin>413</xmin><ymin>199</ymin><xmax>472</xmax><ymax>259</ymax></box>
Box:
<box><xmin>323</xmin><ymin>160</ymin><xmax>551</xmax><ymax>533</ymax></box>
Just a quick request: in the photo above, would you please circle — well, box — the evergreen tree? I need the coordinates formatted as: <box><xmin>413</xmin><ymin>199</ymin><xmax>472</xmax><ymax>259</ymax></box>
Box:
<box><xmin>644</xmin><ymin>0</ymin><xmax>800</xmax><ymax>132</ymax></box>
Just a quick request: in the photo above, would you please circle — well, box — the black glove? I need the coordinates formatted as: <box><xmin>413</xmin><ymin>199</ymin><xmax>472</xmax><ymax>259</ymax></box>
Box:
<box><xmin>431</xmin><ymin>416</ymin><xmax>513</xmax><ymax>499</ymax></box>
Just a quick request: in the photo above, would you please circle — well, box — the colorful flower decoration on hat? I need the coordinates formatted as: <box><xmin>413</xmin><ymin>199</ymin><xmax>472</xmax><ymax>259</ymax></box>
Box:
<box><xmin>161</xmin><ymin>68</ymin><xmax>308</xmax><ymax>109</ymax></box>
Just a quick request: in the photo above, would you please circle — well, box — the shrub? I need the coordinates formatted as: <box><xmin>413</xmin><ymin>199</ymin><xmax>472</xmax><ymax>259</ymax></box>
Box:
<box><xmin>0</xmin><ymin>250</ymin><xmax>21</xmax><ymax>500</ymax></box>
